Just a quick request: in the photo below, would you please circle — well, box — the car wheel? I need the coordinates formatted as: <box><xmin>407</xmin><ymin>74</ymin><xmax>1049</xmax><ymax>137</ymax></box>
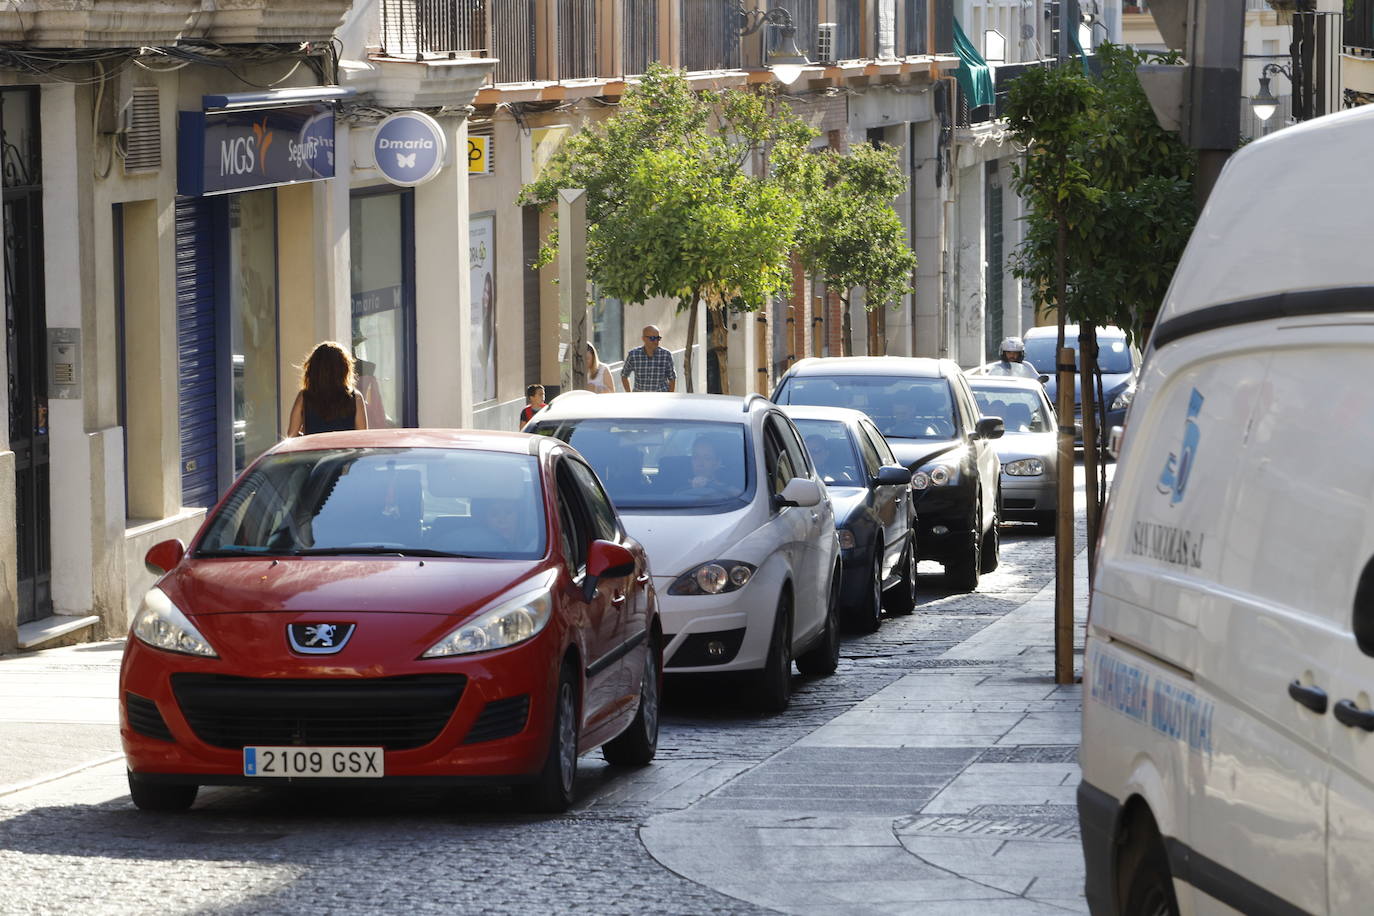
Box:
<box><xmin>602</xmin><ymin>645</ymin><xmax>660</xmax><ymax>767</ymax></box>
<box><xmin>979</xmin><ymin>517</ymin><xmax>1000</xmax><ymax>574</ymax></box>
<box><xmin>945</xmin><ymin>505</ymin><xmax>981</xmax><ymax>592</ymax></box>
<box><xmin>1118</xmin><ymin>815</ymin><xmax>1179</xmax><ymax>916</ymax></box>
<box><xmin>850</xmin><ymin>545</ymin><xmax>884</xmax><ymax>633</ymax></box>
<box><xmin>1035</xmin><ymin>511</ymin><xmax>1057</xmax><ymax>536</ymax></box>
<box><xmin>527</xmin><ymin>662</ymin><xmax>580</xmax><ymax>813</ymax></box>
<box><xmin>754</xmin><ymin>596</ymin><xmax>793</xmax><ymax>714</ymax></box>
<box><xmin>882</xmin><ymin>540</ymin><xmax>917</xmax><ymax>617</ymax></box>
<box><xmin>127</xmin><ymin>771</ymin><xmax>197</xmax><ymax>812</ymax></box>
<box><xmin>797</xmin><ymin>571</ymin><xmax>841</xmax><ymax>676</ymax></box>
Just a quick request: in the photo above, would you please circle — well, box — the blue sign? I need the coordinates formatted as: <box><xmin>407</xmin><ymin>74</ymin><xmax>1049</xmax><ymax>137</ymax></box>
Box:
<box><xmin>178</xmin><ymin>102</ymin><xmax>336</xmax><ymax>197</ymax></box>
<box><xmin>373</xmin><ymin>111</ymin><xmax>447</xmax><ymax>187</ymax></box>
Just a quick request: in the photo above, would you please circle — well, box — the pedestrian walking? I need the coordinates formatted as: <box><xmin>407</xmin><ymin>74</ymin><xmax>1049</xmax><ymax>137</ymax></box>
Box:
<box><xmin>286</xmin><ymin>341</ymin><xmax>368</xmax><ymax>436</ymax></box>
<box><xmin>519</xmin><ymin>384</ymin><xmax>546</xmax><ymax>427</ymax></box>
<box><xmin>585</xmin><ymin>343</ymin><xmax>615</xmax><ymax>393</ymax></box>
<box><xmin>620</xmin><ymin>325</ymin><xmax>677</xmax><ymax>392</ymax></box>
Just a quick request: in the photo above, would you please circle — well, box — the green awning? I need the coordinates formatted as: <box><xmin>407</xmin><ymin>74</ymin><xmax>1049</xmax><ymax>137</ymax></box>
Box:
<box><xmin>953</xmin><ymin>18</ymin><xmax>994</xmax><ymax>110</ymax></box>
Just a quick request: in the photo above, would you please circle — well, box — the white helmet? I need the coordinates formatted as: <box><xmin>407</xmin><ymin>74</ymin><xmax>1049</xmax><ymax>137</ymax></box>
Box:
<box><xmin>999</xmin><ymin>336</ymin><xmax>1025</xmax><ymax>353</ymax></box>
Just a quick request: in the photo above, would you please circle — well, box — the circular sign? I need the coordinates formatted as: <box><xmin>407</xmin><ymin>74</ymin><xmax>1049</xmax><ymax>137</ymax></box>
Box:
<box><xmin>373</xmin><ymin>111</ymin><xmax>447</xmax><ymax>187</ymax></box>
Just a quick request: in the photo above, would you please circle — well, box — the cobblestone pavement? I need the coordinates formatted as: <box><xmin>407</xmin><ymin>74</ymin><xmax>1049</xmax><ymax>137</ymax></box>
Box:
<box><xmin>0</xmin><ymin>517</ymin><xmax>1073</xmax><ymax>915</ymax></box>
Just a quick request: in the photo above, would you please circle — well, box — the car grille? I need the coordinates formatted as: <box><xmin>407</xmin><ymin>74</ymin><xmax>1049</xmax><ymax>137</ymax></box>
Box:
<box><xmin>171</xmin><ymin>673</ymin><xmax>466</xmax><ymax>751</ymax></box>
<box><xmin>125</xmin><ymin>692</ymin><xmax>174</xmax><ymax>741</ymax></box>
<box><xmin>463</xmin><ymin>695</ymin><xmax>531</xmax><ymax>744</ymax></box>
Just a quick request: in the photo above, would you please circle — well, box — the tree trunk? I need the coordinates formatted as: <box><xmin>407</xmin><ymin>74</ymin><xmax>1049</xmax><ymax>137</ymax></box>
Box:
<box><xmin>707</xmin><ymin>300</ymin><xmax>730</xmax><ymax>395</ymax></box>
<box><xmin>840</xmin><ymin>292</ymin><xmax>853</xmax><ymax>357</ymax></box>
<box><xmin>682</xmin><ymin>288</ymin><xmax>701</xmax><ymax>393</ymax></box>
<box><xmin>1053</xmin><ymin>204</ymin><xmax>1074</xmax><ymax>686</ymax></box>
<box><xmin>1079</xmin><ymin>321</ymin><xmax>1100</xmax><ymax>582</ymax></box>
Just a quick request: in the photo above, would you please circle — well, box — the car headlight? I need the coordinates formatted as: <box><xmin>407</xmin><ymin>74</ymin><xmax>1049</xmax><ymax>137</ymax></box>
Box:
<box><xmin>132</xmin><ymin>588</ymin><xmax>217</xmax><ymax>657</ymax></box>
<box><xmin>1004</xmin><ymin>458</ymin><xmax>1046</xmax><ymax>477</ymax></box>
<box><xmin>668</xmin><ymin>561</ymin><xmax>756</xmax><ymax>595</ymax></box>
<box><xmin>421</xmin><ymin>584</ymin><xmax>553</xmax><ymax>658</ymax></box>
<box><xmin>1111</xmin><ymin>387</ymin><xmax>1135</xmax><ymax>411</ymax></box>
<box><xmin>836</xmin><ymin>529</ymin><xmax>856</xmax><ymax>550</ymax></box>
<box><xmin>911</xmin><ymin>463</ymin><xmax>957</xmax><ymax>490</ymax></box>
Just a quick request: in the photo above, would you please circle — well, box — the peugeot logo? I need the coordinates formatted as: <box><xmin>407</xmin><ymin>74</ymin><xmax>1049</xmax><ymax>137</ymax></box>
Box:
<box><xmin>287</xmin><ymin>622</ymin><xmax>356</xmax><ymax>655</ymax></box>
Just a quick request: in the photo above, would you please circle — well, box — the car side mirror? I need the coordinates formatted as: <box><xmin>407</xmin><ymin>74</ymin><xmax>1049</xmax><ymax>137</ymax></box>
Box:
<box><xmin>774</xmin><ymin>477</ymin><xmax>823</xmax><ymax>509</ymax></box>
<box><xmin>145</xmin><ymin>539</ymin><xmax>185</xmax><ymax>576</ymax></box>
<box><xmin>873</xmin><ymin>465</ymin><xmax>912</xmax><ymax>486</ymax></box>
<box><xmin>584</xmin><ymin>539</ymin><xmax>635</xmax><ymax>601</ymax></box>
<box><xmin>975</xmin><ymin>417</ymin><xmax>1005</xmax><ymax>441</ymax></box>
<box><xmin>1039</xmin><ymin>374</ymin><xmax>1050</xmax><ymax>384</ymax></box>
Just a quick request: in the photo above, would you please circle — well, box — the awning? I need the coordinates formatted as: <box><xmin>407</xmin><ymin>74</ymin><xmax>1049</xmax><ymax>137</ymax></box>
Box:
<box><xmin>953</xmin><ymin>18</ymin><xmax>994</xmax><ymax>110</ymax></box>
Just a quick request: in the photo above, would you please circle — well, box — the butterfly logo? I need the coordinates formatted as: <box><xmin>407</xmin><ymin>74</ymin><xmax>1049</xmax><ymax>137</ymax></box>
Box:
<box><xmin>396</xmin><ymin>152</ymin><xmax>417</xmax><ymax>169</ymax></box>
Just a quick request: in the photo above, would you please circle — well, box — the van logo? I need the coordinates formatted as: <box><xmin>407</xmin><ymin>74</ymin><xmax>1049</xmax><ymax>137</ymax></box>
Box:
<box><xmin>1157</xmin><ymin>388</ymin><xmax>1203</xmax><ymax>506</ymax></box>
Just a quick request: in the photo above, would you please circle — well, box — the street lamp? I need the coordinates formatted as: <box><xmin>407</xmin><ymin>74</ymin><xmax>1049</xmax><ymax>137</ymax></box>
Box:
<box><xmin>1251</xmin><ymin>62</ymin><xmax>1292</xmax><ymax>123</ymax></box>
<box><xmin>734</xmin><ymin>1</ymin><xmax>810</xmax><ymax>86</ymax></box>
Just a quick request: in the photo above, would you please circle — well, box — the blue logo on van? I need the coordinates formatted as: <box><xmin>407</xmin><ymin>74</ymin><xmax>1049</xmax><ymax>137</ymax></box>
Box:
<box><xmin>1157</xmin><ymin>388</ymin><xmax>1203</xmax><ymax>505</ymax></box>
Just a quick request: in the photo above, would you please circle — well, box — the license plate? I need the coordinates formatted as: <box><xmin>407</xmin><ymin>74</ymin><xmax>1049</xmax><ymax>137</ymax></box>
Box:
<box><xmin>243</xmin><ymin>746</ymin><xmax>384</xmax><ymax>778</ymax></box>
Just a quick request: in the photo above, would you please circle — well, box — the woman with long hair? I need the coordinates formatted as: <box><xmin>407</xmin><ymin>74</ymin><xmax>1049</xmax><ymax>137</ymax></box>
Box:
<box><xmin>286</xmin><ymin>341</ymin><xmax>368</xmax><ymax>436</ymax></box>
<box><xmin>585</xmin><ymin>342</ymin><xmax>614</xmax><ymax>394</ymax></box>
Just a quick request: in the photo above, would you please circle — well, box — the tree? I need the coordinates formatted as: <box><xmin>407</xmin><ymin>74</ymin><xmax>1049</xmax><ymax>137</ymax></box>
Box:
<box><xmin>519</xmin><ymin>64</ymin><xmax>815</xmax><ymax>392</ymax></box>
<box><xmin>796</xmin><ymin>142</ymin><xmax>917</xmax><ymax>356</ymax></box>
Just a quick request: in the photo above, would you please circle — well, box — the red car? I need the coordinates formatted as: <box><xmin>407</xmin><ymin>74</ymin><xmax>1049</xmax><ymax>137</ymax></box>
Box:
<box><xmin>121</xmin><ymin>429</ymin><xmax>661</xmax><ymax>813</ymax></box>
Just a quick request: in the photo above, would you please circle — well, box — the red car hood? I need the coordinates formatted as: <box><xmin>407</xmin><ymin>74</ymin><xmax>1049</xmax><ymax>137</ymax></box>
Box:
<box><xmin>161</xmin><ymin>557</ymin><xmax>547</xmax><ymax>617</ymax></box>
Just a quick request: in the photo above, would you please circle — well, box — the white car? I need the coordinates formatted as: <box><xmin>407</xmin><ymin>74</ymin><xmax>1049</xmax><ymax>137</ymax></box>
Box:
<box><xmin>527</xmin><ymin>392</ymin><xmax>841</xmax><ymax>713</ymax></box>
<box><xmin>1080</xmin><ymin>104</ymin><xmax>1374</xmax><ymax>915</ymax></box>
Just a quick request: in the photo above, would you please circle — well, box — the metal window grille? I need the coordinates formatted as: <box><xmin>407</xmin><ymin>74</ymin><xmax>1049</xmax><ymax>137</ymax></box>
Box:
<box><xmin>123</xmin><ymin>87</ymin><xmax>160</xmax><ymax>173</ymax></box>
<box><xmin>558</xmin><ymin>0</ymin><xmax>597</xmax><ymax>78</ymax></box>
<box><xmin>492</xmin><ymin>0</ymin><xmax>537</xmax><ymax>81</ymax></box>
<box><xmin>832</xmin><ymin>0</ymin><xmax>860</xmax><ymax>59</ymax></box>
<box><xmin>380</xmin><ymin>0</ymin><xmax>488</xmax><ymax>58</ymax></box>
<box><xmin>904</xmin><ymin>0</ymin><xmax>927</xmax><ymax>56</ymax></box>
<box><xmin>681</xmin><ymin>0</ymin><xmax>740</xmax><ymax>71</ymax></box>
<box><xmin>623</xmin><ymin>0</ymin><xmax>658</xmax><ymax>75</ymax></box>
<box><xmin>1346</xmin><ymin>0</ymin><xmax>1374</xmax><ymax>52</ymax></box>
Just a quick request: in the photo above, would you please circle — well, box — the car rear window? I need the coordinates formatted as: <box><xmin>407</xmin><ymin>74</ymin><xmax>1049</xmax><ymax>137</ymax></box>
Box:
<box><xmin>195</xmin><ymin>448</ymin><xmax>546</xmax><ymax>560</ymax></box>
<box><xmin>1023</xmin><ymin>335</ymin><xmax>1134</xmax><ymax>375</ymax></box>
<box><xmin>775</xmin><ymin>376</ymin><xmax>956</xmax><ymax>440</ymax></box>
<box><xmin>970</xmin><ymin>387</ymin><xmax>1052</xmax><ymax>433</ymax></box>
<box><xmin>528</xmin><ymin>418</ymin><xmax>751</xmax><ymax>511</ymax></box>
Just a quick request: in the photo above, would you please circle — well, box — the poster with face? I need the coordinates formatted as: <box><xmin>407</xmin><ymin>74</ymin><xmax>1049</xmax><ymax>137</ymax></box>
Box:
<box><xmin>469</xmin><ymin>213</ymin><xmax>497</xmax><ymax>403</ymax></box>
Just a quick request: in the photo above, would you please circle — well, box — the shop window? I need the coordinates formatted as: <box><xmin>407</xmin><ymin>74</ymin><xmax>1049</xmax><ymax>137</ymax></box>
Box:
<box><xmin>592</xmin><ymin>286</ymin><xmax>624</xmax><ymax>363</ymax></box>
<box><xmin>228</xmin><ymin>190</ymin><xmax>280</xmax><ymax>474</ymax></box>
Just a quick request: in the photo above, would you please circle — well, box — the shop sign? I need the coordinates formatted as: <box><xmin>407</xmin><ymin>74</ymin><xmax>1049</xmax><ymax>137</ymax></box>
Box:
<box><xmin>468</xmin><ymin>135</ymin><xmax>492</xmax><ymax>175</ymax></box>
<box><xmin>178</xmin><ymin>103</ymin><xmax>336</xmax><ymax>197</ymax></box>
<box><xmin>373</xmin><ymin>111</ymin><xmax>447</xmax><ymax>187</ymax></box>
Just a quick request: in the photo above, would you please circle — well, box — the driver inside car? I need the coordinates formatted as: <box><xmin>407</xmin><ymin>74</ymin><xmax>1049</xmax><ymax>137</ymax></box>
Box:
<box><xmin>686</xmin><ymin>437</ymin><xmax>726</xmax><ymax>491</ymax></box>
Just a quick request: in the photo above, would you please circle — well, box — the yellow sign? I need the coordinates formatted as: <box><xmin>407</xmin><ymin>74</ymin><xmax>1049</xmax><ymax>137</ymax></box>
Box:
<box><xmin>529</xmin><ymin>126</ymin><xmax>571</xmax><ymax>181</ymax></box>
<box><xmin>468</xmin><ymin>135</ymin><xmax>491</xmax><ymax>174</ymax></box>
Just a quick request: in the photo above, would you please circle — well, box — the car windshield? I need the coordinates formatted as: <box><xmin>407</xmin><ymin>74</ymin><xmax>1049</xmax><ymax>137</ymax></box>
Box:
<box><xmin>792</xmin><ymin>419</ymin><xmax>863</xmax><ymax>487</ymax></box>
<box><xmin>1023</xmin><ymin>335</ymin><xmax>1134</xmax><ymax>375</ymax></box>
<box><xmin>195</xmin><ymin>448</ymin><xmax>546</xmax><ymax>560</ymax></box>
<box><xmin>970</xmin><ymin>387</ymin><xmax>1053</xmax><ymax>433</ymax></box>
<box><xmin>776</xmin><ymin>376</ymin><xmax>956</xmax><ymax>440</ymax></box>
<box><xmin>528</xmin><ymin>418</ymin><xmax>749</xmax><ymax>510</ymax></box>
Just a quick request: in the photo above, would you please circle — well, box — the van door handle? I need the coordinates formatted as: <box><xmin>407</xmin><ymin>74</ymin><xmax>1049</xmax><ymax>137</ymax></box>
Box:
<box><xmin>1288</xmin><ymin>680</ymin><xmax>1329</xmax><ymax>714</ymax></box>
<box><xmin>1333</xmin><ymin>699</ymin><xmax>1374</xmax><ymax>731</ymax></box>
<box><xmin>610</xmin><ymin>592</ymin><xmax>626</xmax><ymax>606</ymax></box>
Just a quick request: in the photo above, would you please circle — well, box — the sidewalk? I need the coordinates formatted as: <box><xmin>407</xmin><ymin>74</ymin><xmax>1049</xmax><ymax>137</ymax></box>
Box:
<box><xmin>0</xmin><ymin>639</ymin><xmax>123</xmax><ymax>796</ymax></box>
<box><xmin>640</xmin><ymin>550</ymin><xmax>1091</xmax><ymax>915</ymax></box>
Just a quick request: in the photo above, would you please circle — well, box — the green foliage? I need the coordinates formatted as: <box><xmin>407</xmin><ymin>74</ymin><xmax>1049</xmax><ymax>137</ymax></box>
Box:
<box><xmin>796</xmin><ymin>142</ymin><xmax>917</xmax><ymax>309</ymax></box>
<box><xmin>518</xmin><ymin>63</ymin><xmax>814</xmax><ymax>316</ymax></box>
<box><xmin>1005</xmin><ymin>44</ymin><xmax>1197</xmax><ymax>341</ymax></box>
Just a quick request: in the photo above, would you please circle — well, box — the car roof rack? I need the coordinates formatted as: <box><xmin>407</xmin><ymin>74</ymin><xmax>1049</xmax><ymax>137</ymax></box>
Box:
<box><xmin>742</xmin><ymin>392</ymin><xmax>771</xmax><ymax>412</ymax></box>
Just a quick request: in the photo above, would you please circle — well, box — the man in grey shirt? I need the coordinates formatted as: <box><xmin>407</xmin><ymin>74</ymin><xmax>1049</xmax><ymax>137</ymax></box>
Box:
<box><xmin>621</xmin><ymin>325</ymin><xmax>677</xmax><ymax>392</ymax></box>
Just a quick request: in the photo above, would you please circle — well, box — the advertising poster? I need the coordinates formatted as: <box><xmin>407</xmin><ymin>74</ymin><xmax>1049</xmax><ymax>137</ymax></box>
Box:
<box><xmin>469</xmin><ymin>213</ymin><xmax>497</xmax><ymax>403</ymax></box>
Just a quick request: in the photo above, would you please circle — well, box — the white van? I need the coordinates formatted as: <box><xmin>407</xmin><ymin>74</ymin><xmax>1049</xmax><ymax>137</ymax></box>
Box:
<box><xmin>1079</xmin><ymin>105</ymin><xmax>1374</xmax><ymax>915</ymax></box>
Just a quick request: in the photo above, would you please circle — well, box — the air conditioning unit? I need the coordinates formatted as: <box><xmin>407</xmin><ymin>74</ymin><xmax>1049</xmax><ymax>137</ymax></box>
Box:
<box><xmin>817</xmin><ymin>22</ymin><xmax>838</xmax><ymax>62</ymax></box>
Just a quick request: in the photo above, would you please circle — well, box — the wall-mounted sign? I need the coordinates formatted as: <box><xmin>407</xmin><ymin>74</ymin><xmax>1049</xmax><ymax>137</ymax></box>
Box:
<box><xmin>522</xmin><ymin>125</ymin><xmax>571</xmax><ymax>184</ymax></box>
<box><xmin>373</xmin><ymin>111</ymin><xmax>447</xmax><ymax>187</ymax></box>
<box><xmin>468</xmin><ymin>135</ymin><xmax>492</xmax><ymax>174</ymax></box>
<box><xmin>177</xmin><ymin>103</ymin><xmax>336</xmax><ymax>197</ymax></box>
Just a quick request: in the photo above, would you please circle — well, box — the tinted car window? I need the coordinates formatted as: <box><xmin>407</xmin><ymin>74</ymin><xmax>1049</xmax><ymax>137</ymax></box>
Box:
<box><xmin>197</xmin><ymin>448</ymin><xmax>546</xmax><ymax>560</ymax></box>
<box><xmin>794</xmin><ymin>419</ymin><xmax>863</xmax><ymax>486</ymax></box>
<box><xmin>859</xmin><ymin>421</ymin><xmax>898</xmax><ymax>467</ymax></box>
<box><xmin>1024</xmin><ymin>335</ymin><xmax>1134</xmax><ymax>375</ymax></box>
<box><xmin>763</xmin><ymin>424</ymin><xmax>797</xmax><ymax>499</ymax></box>
<box><xmin>971</xmin><ymin>388</ymin><xmax>1053</xmax><ymax>433</ymax></box>
<box><xmin>564</xmin><ymin>457</ymin><xmax>619</xmax><ymax>542</ymax></box>
<box><xmin>555</xmin><ymin>467</ymin><xmax>589</xmax><ymax>574</ymax></box>
<box><xmin>770</xmin><ymin>415</ymin><xmax>812</xmax><ymax>478</ymax></box>
<box><xmin>528</xmin><ymin>418</ymin><xmax>750</xmax><ymax>510</ymax></box>
<box><xmin>776</xmin><ymin>375</ymin><xmax>956</xmax><ymax>440</ymax></box>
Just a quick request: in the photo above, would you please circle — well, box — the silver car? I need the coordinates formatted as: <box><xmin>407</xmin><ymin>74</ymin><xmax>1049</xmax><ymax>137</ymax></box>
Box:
<box><xmin>968</xmin><ymin>376</ymin><xmax>1058</xmax><ymax>535</ymax></box>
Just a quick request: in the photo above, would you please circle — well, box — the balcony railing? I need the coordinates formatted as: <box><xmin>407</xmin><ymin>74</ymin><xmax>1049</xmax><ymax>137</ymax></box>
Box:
<box><xmin>624</xmin><ymin>0</ymin><xmax>659</xmax><ymax>74</ymax></box>
<box><xmin>682</xmin><ymin>0</ymin><xmax>741</xmax><ymax>70</ymax></box>
<box><xmin>492</xmin><ymin>0</ymin><xmax>536</xmax><ymax>81</ymax></box>
<box><xmin>558</xmin><ymin>0</ymin><xmax>597</xmax><ymax>77</ymax></box>
<box><xmin>1346</xmin><ymin>0</ymin><xmax>1374</xmax><ymax>52</ymax></box>
<box><xmin>380</xmin><ymin>0</ymin><xmax>487</xmax><ymax>59</ymax></box>
<box><xmin>904</xmin><ymin>0</ymin><xmax>927</xmax><ymax>56</ymax></box>
<box><xmin>955</xmin><ymin>58</ymin><xmax>1052</xmax><ymax>127</ymax></box>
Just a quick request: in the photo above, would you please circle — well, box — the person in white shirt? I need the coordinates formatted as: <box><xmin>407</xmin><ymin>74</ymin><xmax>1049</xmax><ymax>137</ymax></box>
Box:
<box><xmin>585</xmin><ymin>343</ymin><xmax>615</xmax><ymax>393</ymax></box>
